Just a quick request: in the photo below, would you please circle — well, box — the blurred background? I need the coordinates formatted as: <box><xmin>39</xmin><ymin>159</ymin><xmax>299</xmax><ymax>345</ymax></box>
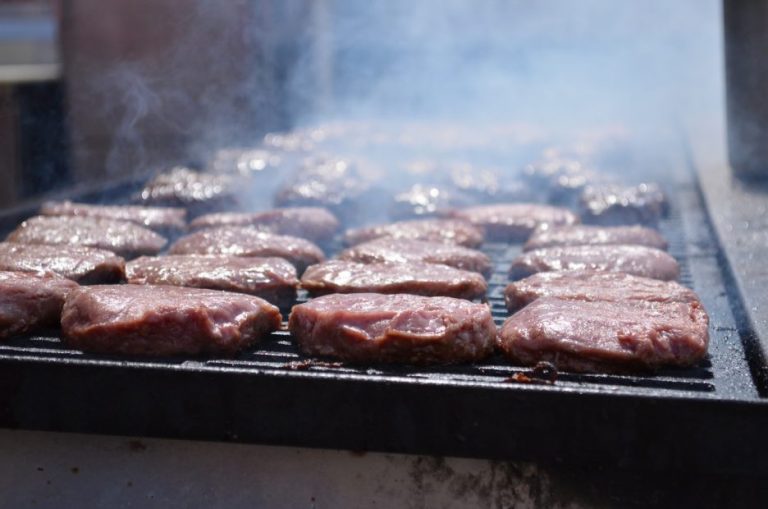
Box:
<box><xmin>0</xmin><ymin>0</ymin><xmax>722</xmax><ymax>204</ymax></box>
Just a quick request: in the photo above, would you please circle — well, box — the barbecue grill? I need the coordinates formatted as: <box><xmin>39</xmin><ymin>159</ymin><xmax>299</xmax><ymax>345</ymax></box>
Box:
<box><xmin>0</xmin><ymin>141</ymin><xmax>766</xmax><ymax>478</ymax></box>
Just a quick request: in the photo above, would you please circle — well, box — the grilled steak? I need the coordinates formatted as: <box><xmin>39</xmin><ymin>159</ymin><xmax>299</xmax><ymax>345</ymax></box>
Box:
<box><xmin>0</xmin><ymin>243</ymin><xmax>125</xmax><ymax>283</ymax></box>
<box><xmin>127</xmin><ymin>255</ymin><xmax>298</xmax><ymax>307</ymax></box>
<box><xmin>580</xmin><ymin>183</ymin><xmax>668</xmax><ymax>226</ymax></box>
<box><xmin>523</xmin><ymin>225</ymin><xmax>668</xmax><ymax>252</ymax></box>
<box><xmin>135</xmin><ymin>166</ymin><xmax>237</xmax><ymax>216</ymax></box>
<box><xmin>0</xmin><ymin>271</ymin><xmax>78</xmax><ymax>338</ymax></box>
<box><xmin>389</xmin><ymin>184</ymin><xmax>459</xmax><ymax>220</ymax></box>
<box><xmin>61</xmin><ymin>285</ymin><xmax>281</xmax><ymax>356</ymax></box>
<box><xmin>523</xmin><ymin>157</ymin><xmax>604</xmax><ymax>206</ymax></box>
<box><xmin>504</xmin><ymin>270</ymin><xmax>699</xmax><ymax>312</ymax></box>
<box><xmin>189</xmin><ymin>207</ymin><xmax>340</xmax><ymax>244</ymax></box>
<box><xmin>289</xmin><ymin>293</ymin><xmax>496</xmax><ymax>364</ymax></box>
<box><xmin>168</xmin><ymin>227</ymin><xmax>325</xmax><ymax>273</ymax></box>
<box><xmin>337</xmin><ymin>238</ymin><xmax>492</xmax><ymax>277</ymax></box>
<box><xmin>40</xmin><ymin>201</ymin><xmax>187</xmax><ymax>232</ymax></box>
<box><xmin>344</xmin><ymin>219</ymin><xmax>484</xmax><ymax>248</ymax></box>
<box><xmin>498</xmin><ymin>297</ymin><xmax>709</xmax><ymax>372</ymax></box>
<box><xmin>509</xmin><ymin>245</ymin><xmax>679</xmax><ymax>281</ymax></box>
<box><xmin>301</xmin><ymin>260</ymin><xmax>487</xmax><ymax>300</ymax></box>
<box><xmin>6</xmin><ymin>216</ymin><xmax>166</xmax><ymax>258</ymax></box>
<box><xmin>447</xmin><ymin>204</ymin><xmax>579</xmax><ymax>242</ymax></box>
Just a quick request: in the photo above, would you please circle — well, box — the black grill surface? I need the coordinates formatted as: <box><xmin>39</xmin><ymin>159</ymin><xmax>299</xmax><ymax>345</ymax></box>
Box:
<box><xmin>0</xmin><ymin>163</ymin><xmax>766</xmax><ymax>475</ymax></box>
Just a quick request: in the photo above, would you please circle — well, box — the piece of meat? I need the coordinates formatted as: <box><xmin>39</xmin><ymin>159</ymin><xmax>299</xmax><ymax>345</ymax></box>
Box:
<box><xmin>522</xmin><ymin>157</ymin><xmax>605</xmax><ymax>206</ymax></box>
<box><xmin>447</xmin><ymin>204</ymin><xmax>579</xmax><ymax>242</ymax></box>
<box><xmin>126</xmin><ymin>255</ymin><xmax>298</xmax><ymax>307</ymax></box>
<box><xmin>389</xmin><ymin>184</ymin><xmax>460</xmax><ymax>220</ymax></box>
<box><xmin>189</xmin><ymin>207</ymin><xmax>340</xmax><ymax>244</ymax></box>
<box><xmin>337</xmin><ymin>238</ymin><xmax>492</xmax><ymax>278</ymax></box>
<box><xmin>289</xmin><ymin>293</ymin><xmax>496</xmax><ymax>364</ymax></box>
<box><xmin>509</xmin><ymin>245</ymin><xmax>679</xmax><ymax>281</ymax></box>
<box><xmin>523</xmin><ymin>225</ymin><xmax>668</xmax><ymax>252</ymax></box>
<box><xmin>135</xmin><ymin>166</ymin><xmax>238</xmax><ymax>216</ymax></box>
<box><xmin>301</xmin><ymin>260</ymin><xmax>487</xmax><ymax>300</ymax></box>
<box><xmin>168</xmin><ymin>227</ymin><xmax>325</xmax><ymax>273</ymax></box>
<box><xmin>6</xmin><ymin>216</ymin><xmax>165</xmax><ymax>259</ymax></box>
<box><xmin>39</xmin><ymin>201</ymin><xmax>187</xmax><ymax>232</ymax></box>
<box><xmin>504</xmin><ymin>270</ymin><xmax>699</xmax><ymax>312</ymax></box>
<box><xmin>498</xmin><ymin>297</ymin><xmax>709</xmax><ymax>372</ymax></box>
<box><xmin>580</xmin><ymin>183</ymin><xmax>668</xmax><ymax>226</ymax></box>
<box><xmin>344</xmin><ymin>219</ymin><xmax>484</xmax><ymax>248</ymax></box>
<box><xmin>0</xmin><ymin>271</ymin><xmax>79</xmax><ymax>338</ymax></box>
<box><xmin>0</xmin><ymin>243</ymin><xmax>125</xmax><ymax>283</ymax></box>
<box><xmin>61</xmin><ymin>284</ymin><xmax>282</xmax><ymax>356</ymax></box>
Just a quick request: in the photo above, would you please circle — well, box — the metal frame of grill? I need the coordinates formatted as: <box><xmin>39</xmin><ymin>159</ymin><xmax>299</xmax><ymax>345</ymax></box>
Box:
<box><xmin>0</xmin><ymin>156</ymin><xmax>767</xmax><ymax>476</ymax></box>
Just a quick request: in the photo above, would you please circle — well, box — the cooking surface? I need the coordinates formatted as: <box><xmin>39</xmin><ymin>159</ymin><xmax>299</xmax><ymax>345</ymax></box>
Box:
<box><xmin>0</xmin><ymin>155</ymin><xmax>766</xmax><ymax>474</ymax></box>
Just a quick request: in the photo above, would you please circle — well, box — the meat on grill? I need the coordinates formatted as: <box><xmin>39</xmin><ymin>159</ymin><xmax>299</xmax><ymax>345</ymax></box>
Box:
<box><xmin>523</xmin><ymin>225</ymin><xmax>668</xmax><ymax>252</ymax></box>
<box><xmin>288</xmin><ymin>293</ymin><xmax>496</xmax><ymax>364</ymax></box>
<box><xmin>61</xmin><ymin>284</ymin><xmax>282</xmax><ymax>356</ymax></box>
<box><xmin>168</xmin><ymin>227</ymin><xmax>325</xmax><ymax>273</ymax></box>
<box><xmin>580</xmin><ymin>183</ymin><xmax>668</xmax><ymax>226</ymax></box>
<box><xmin>0</xmin><ymin>271</ymin><xmax>78</xmax><ymax>338</ymax></box>
<box><xmin>498</xmin><ymin>297</ymin><xmax>709</xmax><ymax>372</ymax></box>
<box><xmin>504</xmin><ymin>270</ymin><xmax>699</xmax><ymax>312</ymax></box>
<box><xmin>337</xmin><ymin>238</ymin><xmax>492</xmax><ymax>278</ymax></box>
<box><xmin>522</xmin><ymin>157</ymin><xmax>605</xmax><ymax>206</ymax></box>
<box><xmin>40</xmin><ymin>201</ymin><xmax>187</xmax><ymax>232</ymax></box>
<box><xmin>135</xmin><ymin>166</ymin><xmax>238</xmax><ymax>216</ymax></box>
<box><xmin>301</xmin><ymin>260</ymin><xmax>487</xmax><ymax>300</ymax></box>
<box><xmin>344</xmin><ymin>218</ymin><xmax>484</xmax><ymax>248</ymax></box>
<box><xmin>6</xmin><ymin>216</ymin><xmax>165</xmax><ymax>259</ymax></box>
<box><xmin>389</xmin><ymin>184</ymin><xmax>459</xmax><ymax>220</ymax></box>
<box><xmin>126</xmin><ymin>255</ymin><xmax>298</xmax><ymax>307</ymax></box>
<box><xmin>189</xmin><ymin>207</ymin><xmax>340</xmax><ymax>245</ymax></box>
<box><xmin>509</xmin><ymin>245</ymin><xmax>679</xmax><ymax>281</ymax></box>
<box><xmin>0</xmin><ymin>243</ymin><xmax>125</xmax><ymax>283</ymax></box>
<box><xmin>446</xmin><ymin>204</ymin><xmax>579</xmax><ymax>242</ymax></box>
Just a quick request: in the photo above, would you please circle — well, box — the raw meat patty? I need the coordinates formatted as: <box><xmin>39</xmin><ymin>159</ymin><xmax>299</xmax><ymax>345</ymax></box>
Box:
<box><xmin>168</xmin><ymin>227</ymin><xmax>325</xmax><ymax>273</ymax></box>
<box><xmin>509</xmin><ymin>245</ymin><xmax>679</xmax><ymax>281</ymax></box>
<box><xmin>0</xmin><ymin>243</ymin><xmax>125</xmax><ymax>283</ymax></box>
<box><xmin>61</xmin><ymin>284</ymin><xmax>281</xmax><ymax>356</ymax></box>
<box><xmin>447</xmin><ymin>203</ymin><xmax>579</xmax><ymax>242</ymax></box>
<box><xmin>301</xmin><ymin>260</ymin><xmax>487</xmax><ymax>300</ymax></box>
<box><xmin>504</xmin><ymin>270</ymin><xmax>699</xmax><ymax>312</ymax></box>
<box><xmin>498</xmin><ymin>297</ymin><xmax>709</xmax><ymax>372</ymax></box>
<box><xmin>344</xmin><ymin>218</ymin><xmax>484</xmax><ymax>248</ymax></box>
<box><xmin>40</xmin><ymin>201</ymin><xmax>187</xmax><ymax>232</ymax></box>
<box><xmin>580</xmin><ymin>183</ymin><xmax>668</xmax><ymax>226</ymax></box>
<box><xmin>6</xmin><ymin>216</ymin><xmax>166</xmax><ymax>258</ymax></box>
<box><xmin>135</xmin><ymin>166</ymin><xmax>238</xmax><ymax>215</ymax></box>
<box><xmin>189</xmin><ymin>207</ymin><xmax>340</xmax><ymax>244</ymax></box>
<box><xmin>523</xmin><ymin>225</ymin><xmax>668</xmax><ymax>252</ymax></box>
<box><xmin>338</xmin><ymin>238</ymin><xmax>492</xmax><ymax>278</ymax></box>
<box><xmin>0</xmin><ymin>271</ymin><xmax>79</xmax><ymax>338</ymax></box>
<box><xmin>289</xmin><ymin>293</ymin><xmax>496</xmax><ymax>364</ymax></box>
<box><xmin>127</xmin><ymin>255</ymin><xmax>298</xmax><ymax>307</ymax></box>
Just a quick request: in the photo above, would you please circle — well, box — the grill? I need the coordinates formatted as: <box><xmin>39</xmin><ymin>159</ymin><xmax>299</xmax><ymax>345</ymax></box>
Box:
<box><xmin>0</xmin><ymin>153</ymin><xmax>767</xmax><ymax>476</ymax></box>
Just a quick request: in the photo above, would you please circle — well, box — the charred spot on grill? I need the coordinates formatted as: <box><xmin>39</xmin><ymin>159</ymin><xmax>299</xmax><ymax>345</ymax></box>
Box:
<box><xmin>282</xmin><ymin>359</ymin><xmax>345</xmax><ymax>370</ymax></box>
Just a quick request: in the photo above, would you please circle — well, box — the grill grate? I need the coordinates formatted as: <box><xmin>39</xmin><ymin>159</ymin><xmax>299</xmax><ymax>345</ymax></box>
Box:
<box><xmin>0</xmin><ymin>178</ymin><xmax>754</xmax><ymax>400</ymax></box>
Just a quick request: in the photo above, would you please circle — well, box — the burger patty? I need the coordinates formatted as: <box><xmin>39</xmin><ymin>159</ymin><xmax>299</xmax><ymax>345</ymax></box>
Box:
<box><xmin>301</xmin><ymin>260</ymin><xmax>487</xmax><ymax>300</ymax></box>
<box><xmin>127</xmin><ymin>255</ymin><xmax>298</xmax><ymax>307</ymax></box>
<box><xmin>509</xmin><ymin>245</ymin><xmax>679</xmax><ymax>281</ymax></box>
<box><xmin>289</xmin><ymin>293</ymin><xmax>496</xmax><ymax>364</ymax></box>
<box><xmin>344</xmin><ymin>218</ymin><xmax>484</xmax><ymax>248</ymax></box>
<box><xmin>168</xmin><ymin>227</ymin><xmax>325</xmax><ymax>273</ymax></box>
<box><xmin>135</xmin><ymin>166</ymin><xmax>238</xmax><ymax>216</ymax></box>
<box><xmin>498</xmin><ymin>297</ymin><xmax>709</xmax><ymax>372</ymax></box>
<box><xmin>446</xmin><ymin>203</ymin><xmax>579</xmax><ymax>242</ymax></box>
<box><xmin>189</xmin><ymin>207</ymin><xmax>340</xmax><ymax>245</ymax></box>
<box><xmin>0</xmin><ymin>271</ymin><xmax>79</xmax><ymax>338</ymax></box>
<box><xmin>6</xmin><ymin>216</ymin><xmax>166</xmax><ymax>258</ymax></box>
<box><xmin>61</xmin><ymin>284</ymin><xmax>282</xmax><ymax>356</ymax></box>
<box><xmin>504</xmin><ymin>270</ymin><xmax>699</xmax><ymax>312</ymax></box>
<box><xmin>580</xmin><ymin>183</ymin><xmax>668</xmax><ymax>226</ymax></box>
<box><xmin>337</xmin><ymin>238</ymin><xmax>492</xmax><ymax>278</ymax></box>
<box><xmin>0</xmin><ymin>243</ymin><xmax>125</xmax><ymax>283</ymax></box>
<box><xmin>40</xmin><ymin>201</ymin><xmax>187</xmax><ymax>232</ymax></box>
<box><xmin>523</xmin><ymin>225</ymin><xmax>668</xmax><ymax>252</ymax></box>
